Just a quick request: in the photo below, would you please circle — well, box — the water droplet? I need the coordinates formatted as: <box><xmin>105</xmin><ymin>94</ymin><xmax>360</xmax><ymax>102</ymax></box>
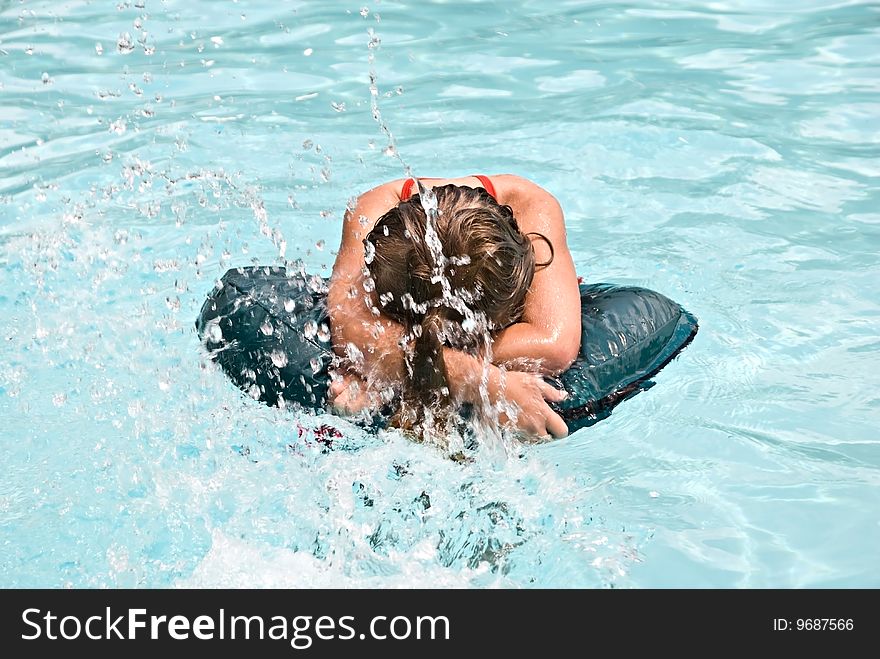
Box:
<box><xmin>25</xmin><ymin>45</ymin><xmax>34</xmax><ymax>55</ymax></box>
<box><xmin>363</xmin><ymin>240</ymin><xmax>375</xmax><ymax>264</ymax></box>
<box><xmin>153</xmin><ymin>259</ymin><xmax>180</xmax><ymax>273</ymax></box>
<box><xmin>109</xmin><ymin>118</ymin><xmax>126</xmax><ymax>134</ymax></box>
<box><xmin>117</xmin><ymin>32</ymin><xmax>135</xmax><ymax>54</ymax></box>
<box><xmin>207</xmin><ymin>322</ymin><xmax>223</xmax><ymax>343</ymax></box>
<box><xmin>270</xmin><ymin>350</ymin><xmax>288</xmax><ymax>368</ymax></box>
<box><xmin>360</xmin><ymin>7</ymin><xmax>370</xmax><ymax>18</ymax></box>
<box><xmin>52</xmin><ymin>393</ymin><xmax>66</xmax><ymax>407</ymax></box>
<box><xmin>41</xmin><ymin>72</ymin><xmax>51</xmax><ymax>85</ymax></box>
<box><xmin>330</xmin><ymin>101</ymin><xmax>346</xmax><ymax>112</ymax></box>
<box><xmin>284</xmin><ymin>298</ymin><xmax>296</xmax><ymax>313</ymax></box>
<box><xmin>382</xmin><ymin>145</ymin><xmax>396</xmax><ymax>157</ymax></box>
<box><xmin>303</xmin><ymin>320</ymin><xmax>318</xmax><ymax>339</ymax></box>
<box><xmin>303</xmin><ymin>47</ymin><xmax>313</xmax><ymax>56</ymax></box>
<box><xmin>317</xmin><ymin>323</ymin><xmax>331</xmax><ymax>342</ymax></box>
<box><xmin>315</xmin><ymin>239</ymin><xmax>325</xmax><ymax>251</ymax></box>
<box><xmin>302</xmin><ymin>139</ymin><xmax>313</xmax><ymax>150</ymax></box>
<box><xmin>260</xmin><ymin>320</ymin><xmax>274</xmax><ymax>336</ymax></box>
<box><xmin>210</xmin><ymin>36</ymin><xmax>224</xmax><ymax>46</ymax></box>
<box><xmin>362</xmin><ymin>277</ymin><xmax>375</xmax><ymax>292</ymax></box>
<box><xmin>95</xmin><ymin>42</ymin><xmax>104</xmax><ymax>55</ymax></box>
<box><xmin>345</xmin><ymin>342</ymin><xmax>364</xmax><ymax>366</ymax></box>
<box><xmin>310</xmin><ymin>357</ymin><xmax>323</xmax><ymax>374</ymax></box>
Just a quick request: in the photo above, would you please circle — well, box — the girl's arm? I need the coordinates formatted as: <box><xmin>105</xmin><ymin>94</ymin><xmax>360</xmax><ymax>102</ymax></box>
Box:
<box><xmin>327</xmin><ymin>180</ymin><xmax>408</xmax><ymax>383</ymax></box>
<box><xmin>489</xmin><ymin>175</ymin><xmax>582</xmax><ymax>375</ymax></box>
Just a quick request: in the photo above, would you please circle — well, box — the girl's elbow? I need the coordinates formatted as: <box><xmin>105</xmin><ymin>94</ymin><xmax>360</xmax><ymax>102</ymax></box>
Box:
<box><xmin>543</xmin><ymin>335</ymin><xmax>580</xmax><ymax>376</ymax></box>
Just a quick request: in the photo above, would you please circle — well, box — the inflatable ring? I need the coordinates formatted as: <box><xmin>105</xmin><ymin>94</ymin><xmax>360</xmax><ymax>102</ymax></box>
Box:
<box><xmin>196</xmin><ymin>266</ymin><xmax>698</xmax><ymax>432</ymax></box>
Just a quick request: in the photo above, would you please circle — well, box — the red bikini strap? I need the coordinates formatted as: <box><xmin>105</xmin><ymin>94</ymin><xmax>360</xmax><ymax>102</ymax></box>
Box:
<box><xmin>474</xmin><ymin>175</ymin><xmax>497</xmax><ymax>200</ymax></box>
<box><xmin>402</xmin><ymin>176</ymin><xmax>495</xmax><ymax>200</ymax></box>
<box><xmin>400</xmin><ymin>178</ymin><xmax>415</xmax><ymax>200</ymax></box>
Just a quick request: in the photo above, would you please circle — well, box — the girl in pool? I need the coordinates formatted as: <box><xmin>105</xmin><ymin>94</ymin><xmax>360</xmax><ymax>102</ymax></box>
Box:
<box><xmin>327</xmin><ymin>174</ymin><xmax>581</xmax><ymax>441</ymax></box>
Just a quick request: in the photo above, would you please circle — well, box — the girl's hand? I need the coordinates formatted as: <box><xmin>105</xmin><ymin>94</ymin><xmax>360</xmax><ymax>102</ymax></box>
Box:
<box><xmin>494</xmin><ymin>370</ymin><xmax>569</xmax><ymax>440</ymax></box>
<box><xmin>328</xmin><ymin>370</ymin><xmax>375</xmax><ymax>416</ymax></box>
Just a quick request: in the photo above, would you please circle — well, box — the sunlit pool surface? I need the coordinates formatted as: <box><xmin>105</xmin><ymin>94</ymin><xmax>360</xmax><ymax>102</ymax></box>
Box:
<box><xmin>1</xmin><ymin>0</ymin><xmax>878</xmax><ymax>588</ymax></box>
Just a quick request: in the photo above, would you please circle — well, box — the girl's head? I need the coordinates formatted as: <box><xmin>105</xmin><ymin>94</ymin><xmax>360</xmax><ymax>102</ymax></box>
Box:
<box><xmin>364</xmin><ymin>183</ymin><xmax>549</xmax><ymax>434</ymax></box>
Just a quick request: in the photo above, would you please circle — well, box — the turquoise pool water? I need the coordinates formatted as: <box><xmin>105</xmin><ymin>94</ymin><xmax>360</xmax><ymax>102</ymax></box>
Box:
<box><xmin>1</xmin><ymin>0</ymin><xmax>878</xmax><ymax>588</ymax></box>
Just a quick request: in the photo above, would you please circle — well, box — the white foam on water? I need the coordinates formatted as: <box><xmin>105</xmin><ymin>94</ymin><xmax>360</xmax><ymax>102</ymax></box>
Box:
<box><xmin>178</xmin><ymin>530</ymin><xmax>485</xmax><ymax>588</ymax></box>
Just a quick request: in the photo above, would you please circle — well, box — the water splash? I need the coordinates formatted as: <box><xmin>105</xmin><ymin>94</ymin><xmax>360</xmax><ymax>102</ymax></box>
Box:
<box><xmin>363</xmin><ymin>21</ymin><xmax>512</xmax><ymax>456</ymax></box>
<box><xmin>0</xmin><ymin>0</ymin><xmax>661</xmax><ymax>589</ymax></box>
<box><xmin>366</xmin><ymin>28</ymin><xmax>412</xmax><ymax>179</ymax></box>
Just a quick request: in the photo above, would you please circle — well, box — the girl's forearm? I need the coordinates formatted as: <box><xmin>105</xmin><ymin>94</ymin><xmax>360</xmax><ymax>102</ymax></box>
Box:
<box><xmin>331</xmin><ymin>310</ymin><xmax>407</xmax><ymax>383</ymax></box>
<box><xmin>490</xmin><ymin>322</ymin><xmax>580</xmax><ymax>376</ymax></box>
<box><xmin>442</xmin><ymin>348</ymin><xmax>503</xmax><ymax>405</ymax></box>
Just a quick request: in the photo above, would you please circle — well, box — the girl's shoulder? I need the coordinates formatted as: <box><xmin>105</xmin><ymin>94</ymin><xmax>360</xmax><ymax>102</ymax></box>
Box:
<box><xmin>486</xmin><ymin>173</ymin><xmax>554</xmax><ymax>200</ymax></box>
<box><xmin>488</xmin><ymin>175</ymin><xmax>561</xmax><ymax>215</ymax></box>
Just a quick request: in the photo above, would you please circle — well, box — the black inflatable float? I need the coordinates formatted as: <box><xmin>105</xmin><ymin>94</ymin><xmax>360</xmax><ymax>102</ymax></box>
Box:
<box><xmin>196</xmin><ymin>266</ymin><xmax>698</xmax><ymax>432</ymax></box>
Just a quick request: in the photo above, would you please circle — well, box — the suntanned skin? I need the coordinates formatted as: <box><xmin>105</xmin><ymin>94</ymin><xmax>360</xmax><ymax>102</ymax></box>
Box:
<box><xmin>327</xmin><ymin>174</ymin><xmax>582</xmax><ymax>439</ymax></box>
